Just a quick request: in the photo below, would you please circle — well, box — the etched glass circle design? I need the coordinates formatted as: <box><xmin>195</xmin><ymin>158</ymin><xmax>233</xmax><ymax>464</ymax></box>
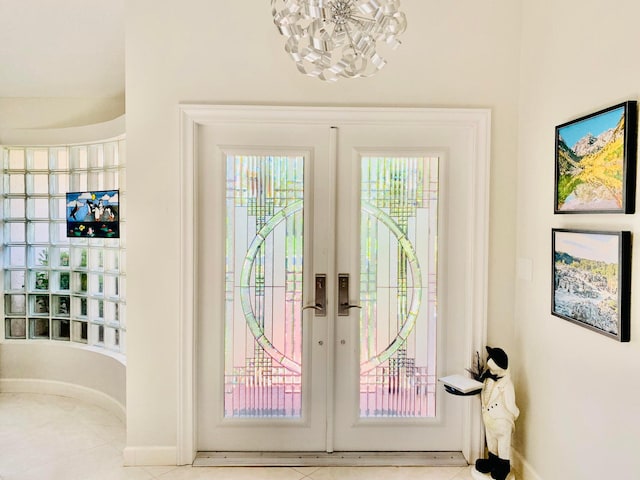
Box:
<box><xmin>239</xmin><ymin>200</ymin><xmax>304</xmax><ymax>375</ymax></box>
<box><xmin>360</xmin><ymin>201</ymin><xmax>422</xmax><ymax>373</ymax></box>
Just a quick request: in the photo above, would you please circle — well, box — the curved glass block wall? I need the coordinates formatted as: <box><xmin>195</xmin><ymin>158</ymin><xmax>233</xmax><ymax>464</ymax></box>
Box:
<box><xmin>2</xmin><ymin>139</ymin><xmax>126</xmax><ymax>354</ymax></box>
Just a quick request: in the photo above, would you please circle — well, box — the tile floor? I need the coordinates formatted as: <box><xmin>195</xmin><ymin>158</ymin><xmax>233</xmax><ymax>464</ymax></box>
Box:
<box><xmin>0</xmin><ymin>393</ymin><xmax>475</xmax><ymax>480</ymax></box>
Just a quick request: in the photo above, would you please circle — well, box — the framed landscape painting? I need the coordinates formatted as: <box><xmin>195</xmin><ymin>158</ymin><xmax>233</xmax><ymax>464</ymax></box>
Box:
<box><xmin>555</xmin><ymin>101</ymin><xmax>637</xmax><ymax>213</ymax></box>
<box><xmin>552</xmin><ymin>229</ymin><xmax>631</xmax><ymax>342</ymax></box>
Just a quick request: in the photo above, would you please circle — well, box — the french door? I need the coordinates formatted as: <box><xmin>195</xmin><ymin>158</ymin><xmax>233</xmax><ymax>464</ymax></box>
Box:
<box><xmin>189</xmin><ymin>106</ymin><xmax>490</xmax><ymax>456</ymax></box>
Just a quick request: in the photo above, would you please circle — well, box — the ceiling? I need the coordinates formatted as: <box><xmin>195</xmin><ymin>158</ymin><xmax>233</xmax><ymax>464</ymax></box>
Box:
<box><xmin>0</xmin><ymin>0</ymin><xmax>124</xmax><ymax>98</ymax></box>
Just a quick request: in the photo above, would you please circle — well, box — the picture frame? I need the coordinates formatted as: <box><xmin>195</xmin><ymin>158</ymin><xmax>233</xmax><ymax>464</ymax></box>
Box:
<box><xmin>554</xmin><ymin>101</ymin><xmax>637</xmax><ymax>214</ymax></box>
<box><xmin>66</xmin><ymin>189</ymin><xmax>119</xmax><ymax>238</ymax></box>
<box><xmin>552</xmin><ymin>228</ymin><xmax>631</xmax><ymax>342</ymax></box>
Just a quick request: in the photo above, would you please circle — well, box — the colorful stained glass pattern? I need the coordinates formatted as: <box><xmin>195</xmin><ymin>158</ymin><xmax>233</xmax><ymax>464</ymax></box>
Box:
<box><xmin>360</xmin><ymin>156</ymin><xmax>439</xmax><ymax>418</ymax></box>
<box><xmin>224</xmin><ymin>155</ymin><xmax>304</xmax><ymax>418</ymax></box>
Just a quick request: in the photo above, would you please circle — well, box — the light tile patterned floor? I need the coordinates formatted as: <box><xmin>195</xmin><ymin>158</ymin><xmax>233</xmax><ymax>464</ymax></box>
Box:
<box><xmin>0</xmin><ymin>393</ymin><xmax>474</xmax><ymax>480</ymax></box>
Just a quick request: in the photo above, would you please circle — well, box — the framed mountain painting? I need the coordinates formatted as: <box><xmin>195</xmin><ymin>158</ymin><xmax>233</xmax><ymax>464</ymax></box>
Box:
<box><xmin>552</xmin><ymin>229</ymin><xmax>631</xmax><ymax>342</ymax></box>
<box><xmin>554</xmin><ymin>101</ymin><xmax>637</xmax><ymax>213</ymax></box>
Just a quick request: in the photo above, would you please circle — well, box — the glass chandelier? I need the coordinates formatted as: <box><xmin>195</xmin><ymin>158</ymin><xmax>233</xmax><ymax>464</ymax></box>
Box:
<box><xmin>271</xmin><ymin>0</ymin><xmax>407</xmax><ymax>81</ymax></box>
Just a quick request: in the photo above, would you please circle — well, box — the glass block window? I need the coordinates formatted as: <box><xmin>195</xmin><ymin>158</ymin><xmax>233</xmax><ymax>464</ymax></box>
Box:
<box><xmin>2</xmin><ymin>140</ymin><xmax>126</xmax><ymax>354</ymax></box>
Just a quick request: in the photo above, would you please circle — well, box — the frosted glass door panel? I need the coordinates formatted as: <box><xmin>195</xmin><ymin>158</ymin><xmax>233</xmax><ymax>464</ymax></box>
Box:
<box><xmin>224</xmin><ymin>155</ymin><xmax>304</xmax><ymax>418</ymax></box>
<box><xmin>359</xmin><ymin>156</ymin><xmax>438</xmax><ymax>418</ymax></box>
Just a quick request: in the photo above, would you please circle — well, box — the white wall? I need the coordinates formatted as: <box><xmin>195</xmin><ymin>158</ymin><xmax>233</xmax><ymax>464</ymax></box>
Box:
<box><xmin>515</xmin><ymin>0</ymin><xmax>640</xmax><ymax>478</ymax></box>
<box><xmin>0</xmin><ymin>96</ymin><xmax>125</xmax><ymax>129</ymax></box>
<box><xmin>125</xmin><ymin>0</ymin><xmax>522</xmax><ymax>462</ymax></box>
<box><xmin>0</xmin><ymin>343</ymin><xmax>125</xmax><ymax>419</ymax></box>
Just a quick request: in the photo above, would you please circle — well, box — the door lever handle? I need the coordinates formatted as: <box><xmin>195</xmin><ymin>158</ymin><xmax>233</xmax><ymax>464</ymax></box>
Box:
<box><xmin>340</xmin><ymin>303</ymin><xmax>362</xmax><ymax>310</ymax></box>
<box><xmin>303</xmin><ymin>304</ymin><xmax>324</xmax><ymax>311</ymax></box>
<box><xmin>304</xmin><ymin>274</ymin><xmax>326</xmax><ymax>316</ymax></box>
<box><xmin>338</xmin><ymin>274</ymin><xmax>361</xmax><ymax>316</ymax></box>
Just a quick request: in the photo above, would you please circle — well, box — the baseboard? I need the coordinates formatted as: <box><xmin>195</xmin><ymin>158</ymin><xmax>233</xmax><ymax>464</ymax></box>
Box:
<box><xmin>123</xmin><ymin>446</ymin><xmax>178</xmax><ymax>466</ymax></box>
<box><xmin>512</xmin><ymin>448</ymin><xmax>543</xmax><ymax>480</ymax></box>
<box><xmin>0</xmin><ymin>378</ymin><xmax>125</xmax><ymax>422</ymax></box>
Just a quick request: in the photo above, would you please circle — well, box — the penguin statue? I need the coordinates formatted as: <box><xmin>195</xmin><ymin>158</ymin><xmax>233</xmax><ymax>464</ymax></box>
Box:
<box><xmin>471</xmin><ymin>346</ymin><xmax>519</xmax><ymax>480</ymax></box>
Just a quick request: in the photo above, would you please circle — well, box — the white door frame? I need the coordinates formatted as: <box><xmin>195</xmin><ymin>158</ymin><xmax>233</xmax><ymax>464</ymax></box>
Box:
<box><xmin>177</xmin><ymin>105</ymin><xmax>491</xmax><ymax>465</ymax></box>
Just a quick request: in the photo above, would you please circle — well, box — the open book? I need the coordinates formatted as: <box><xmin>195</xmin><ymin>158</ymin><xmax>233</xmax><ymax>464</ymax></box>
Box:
<box><xmin>438</xmin><ymin>374</ymin><xmax>483</xmax><ymax>396</ymax></box>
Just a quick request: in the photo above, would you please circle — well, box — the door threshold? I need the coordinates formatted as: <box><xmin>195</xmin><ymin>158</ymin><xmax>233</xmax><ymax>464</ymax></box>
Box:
<box><xmin>194</xmin><ymin>451</ymin><xmax>468</xmax><ymax>467</ymax></box>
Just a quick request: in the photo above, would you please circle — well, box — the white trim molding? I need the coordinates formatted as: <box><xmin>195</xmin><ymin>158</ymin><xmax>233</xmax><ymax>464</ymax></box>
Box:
<box><xmin>177</xmin><ymin>104</ymin><xmax>198</xmax><ymax>465</ymax></box>
<box><xmin>178</xmin><ymin>105</ymin><xmax>491</xmax><ymax>465</ymax></box>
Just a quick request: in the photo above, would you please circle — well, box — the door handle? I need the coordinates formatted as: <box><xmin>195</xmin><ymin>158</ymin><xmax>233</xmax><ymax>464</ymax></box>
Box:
<box><xmin>303</xmin><ymin>274</ymin><xmax>326</xmax><ymax>316</ymax></box>
<box><xmin>341</xmin><ymin>304</ymin><xmax>362</xmax><ymax>310</ymax></box>
<box><xmin>338</xmin><ymin>273</ymin><xmax>361</xmax><ymax>316</ymax></box>
<box><xmin>302</xmin><ymin>304</ymin><xmax>324</xmax><ymax>311</ymax></box>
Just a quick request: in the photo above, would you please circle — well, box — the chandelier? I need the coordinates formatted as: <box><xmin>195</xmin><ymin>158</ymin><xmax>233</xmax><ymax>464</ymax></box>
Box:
<box><xmin>271</xmin><ymin>0</ymin><xmax>407</xmax><ymax>81</ymax></box>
